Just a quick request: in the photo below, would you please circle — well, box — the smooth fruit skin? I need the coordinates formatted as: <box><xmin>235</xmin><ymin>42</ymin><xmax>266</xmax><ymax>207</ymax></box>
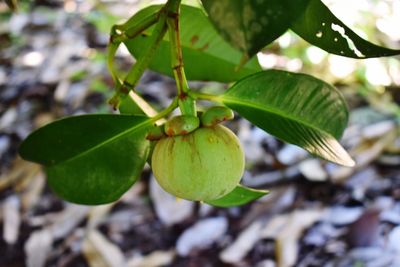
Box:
<box><xmin>201</xmin><ymin>106</ymin><xmax>234</xmax><ymax>127</ymax></box>
<box><xmin>151</xmin><ymin>124</ymin><xmax>245</xmax><ymax>201</ymax></box>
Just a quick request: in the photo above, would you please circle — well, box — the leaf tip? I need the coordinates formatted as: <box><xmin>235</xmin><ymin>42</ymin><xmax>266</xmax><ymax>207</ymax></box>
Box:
<box><xmin>341</xmin><ymin>156</ymin><xmax>356</xmax><ymax>167</ymax></box>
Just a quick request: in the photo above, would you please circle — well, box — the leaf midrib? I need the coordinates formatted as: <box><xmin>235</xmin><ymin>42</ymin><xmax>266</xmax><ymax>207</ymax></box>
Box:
<box><xmin>51</xmin><ymin>118</ymin><xmax>151</xmax><ymax>167</ymax></box>
<box><xmin>222</xmin><ymin>95</ymin><xmax>338</xmax><ymax>140</ymax></box>
<box><xmin>223</xmin><ymin>96</ymin><xmax>351</xmax><ymax>163</ymax></box>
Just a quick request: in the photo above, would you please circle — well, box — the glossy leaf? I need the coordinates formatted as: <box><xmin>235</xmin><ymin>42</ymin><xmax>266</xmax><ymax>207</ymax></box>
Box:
<box><xmin>206</xmin><ymin>185</ymin><xmax>269</xmax><ymax>208</ymax></box>
<box><xmin>19</xmin><ymin>115</ymin><xmax>151</xmax><ymax>205</ymax></box>
<box><xmin>119</xmin><ymin>96</ymin><xmax>147</xmax><ymax>116</ymax></box>
<box><xmin>291</xmin><ymin>0</ymin><xmax>400</xmax><ymax>58</ymax></box>
<box><xmin>222</xmin><ymin>70</ymin><xmax>355</xmax><ymax>167</ymax></box>
<box><xmin>201</xmin><ymin>0</ymin><xmax>309</xmax><ymax>59</ymax></box>
<box><xmin>124</xmin><ymin>5</ymin><xmax>261</xmax><ymax>82</ymax></box>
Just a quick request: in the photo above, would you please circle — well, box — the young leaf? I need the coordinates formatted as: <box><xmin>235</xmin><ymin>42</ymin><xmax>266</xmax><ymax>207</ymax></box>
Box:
<box><xmin>201</xmin><ymin>0</ymin><xmax>309</xmax><ymax>59</ymax></box>
<box><xmin>206</xmin><ymin>185</ymin><xmax>269</xmax><ymax>208</ymax></box>
<box><xmin>19</xmin><ymin>115</ymin><xmax>151</xmax><ymax>205</ymax></box>
<box><xmin>124</xmin><ymin>5</ymin><xmax>261</xmax><ymax>82</ymax></box>
<box><xmin>222</xmin><ymin>70</ymin><xmax>355</xmax><ymax>167</ymax></box>
<box><xmin>291</xmin><ymin>0</ymin><xmax>400</xmax><ymax>58</ymax></box>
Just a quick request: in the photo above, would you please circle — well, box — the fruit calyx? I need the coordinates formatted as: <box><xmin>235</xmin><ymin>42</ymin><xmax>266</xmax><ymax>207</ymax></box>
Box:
<box><xmin>164</xmin><ymin>115</ymin><xmax>200</xmax><ymax>136</ymax></box>
<box><xmin>201</xmin><ymin>106</ymin><xmax>234</xmax><ymax>127</ymax></box>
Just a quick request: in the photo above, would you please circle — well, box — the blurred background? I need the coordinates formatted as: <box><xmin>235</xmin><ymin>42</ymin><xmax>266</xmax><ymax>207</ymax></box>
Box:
<box><xmin>0</xmin><ymin>0</ymin><xmax>399</xmax><ymax>266</ymax></box>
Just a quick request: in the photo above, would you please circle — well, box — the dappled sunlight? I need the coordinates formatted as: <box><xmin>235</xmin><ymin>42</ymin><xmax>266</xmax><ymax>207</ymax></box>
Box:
<box><xmin>365</xmin><ymin>58</ymin><xmax>392</xmax><ymax>86</ymax></box>
<box><xmin>328</xmin><ymin>55</ymin><xmax>356</xmax><ymax>78</ymax></box>
<box><xmin>21</xmin><ymin>51</ymin><xmax>44</xmax><ymax>67</ymax></box>
<box><xmin>0</xmin><ymin>1</ymin><xmax>400</xmax><ymax>267</ymax></box>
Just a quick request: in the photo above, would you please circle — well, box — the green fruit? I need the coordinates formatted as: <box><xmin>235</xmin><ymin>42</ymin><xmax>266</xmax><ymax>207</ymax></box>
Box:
<box><xmin>151</xmin><ymin>124</ymin><xmax>245</xmax><ymax>201</ymax></box>
<box><xmin>201</xmin><ymin>106</ymin><xmax>234</xmax><ymax>127</ymax></box>
<box><xmin>164</xmin><ymin>115</ymin><xmax>200</xmax><ymax>136</ymax></box>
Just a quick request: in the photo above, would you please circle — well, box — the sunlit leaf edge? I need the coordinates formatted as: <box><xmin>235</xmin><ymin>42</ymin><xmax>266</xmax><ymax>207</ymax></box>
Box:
<box><xmin>206</xmin><ymin>184</ymin><xmax>269</xmax><ymax>208</ymax></box>
<box><xmin>290</xmin><ymin>0</ymin><xmax>400</xmax><ymax>58</ymax></box>
<box><xmin>221</xmin><ymin>70</ymin><xmax>355</xmax><ymax>167</ymax></box>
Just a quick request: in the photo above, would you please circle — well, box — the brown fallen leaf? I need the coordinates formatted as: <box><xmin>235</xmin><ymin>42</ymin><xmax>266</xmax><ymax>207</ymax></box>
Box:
<box><xmin>82</xmin><ymin>229</ymin><xmax>126</xmax><ymax>267</ymax></box>
<box><xmin>24</xmin><ymin>229</ymin><xmax>53</xmax><ymax>267</ymax></box>
<box><xmin>20</xmin><ymin>172</ymin><xmax>45</xmax><ymax>212</ymax></box>
<box><xmin>49</xmin><ymin>204</ymin><xmax>90</xmax><ymax>239</ymax></box>
<box><xmin>87</xmin><ymin>204</ymin><xmax>115</xmax><ymax>230</ymax></box>
<box><xmin>0</xmin><ymin>157</ymin><xmax>40</xmax><ymax>191</ymax></box>
<box><xmin>127</xmin><ymin>250</ymin><xmax>175</xmax><ymax>267</ymax></box>
<box><xmin>149</xmin><ymin>176</ymin><xmax>194</xmax><ymax>226</ymax></box>
<box><xmin>330</xmin><ymin>126</ymin><xmax>397</xmax><ymax>182</ymax></box>
<box><xmin>220</xmin><ymin>220</ymin><xmax>264</xmax><ymax>264</ymax></box>
<box><xmin>263</xmin><ymin>209</ymin><xmax>325</xmax><ymax>267</ymax></box>
<box><xmin>346</xmin><ymin>209</ymin><xmax>381</xmax><ymax>248</ymax></box>
<box><xmin>176</xmin><ymin>217</ymin><xmax>228</xmax><ymax>257</ymax></box>
<box><xmin>3</xmin><ymin>195</ymin><xmax>21</xmax><ymax>245</ymax></box>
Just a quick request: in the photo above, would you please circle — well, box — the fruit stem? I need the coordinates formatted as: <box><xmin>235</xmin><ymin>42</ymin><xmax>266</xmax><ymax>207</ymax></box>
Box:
<box><xmin>188</xmin><ymin>91</ymin><xmax>223</xmax><ymax>103</ymax></box>
<box><xmin>150</xmin><ymin>97</ymin><xmax>179</xmax><ymax>124</ymax></box>
<box><xmin>110</xmin><ymin>11</ymin><xmax>159</xmax><ymax>44</ymax></box>
<box><xmin>107</xmin><ymin>9</ymin><xmax>161</xmax><ymax>109</ymax></box>
<box><xmin>166</xmin><ymin>0</ymin><xmax>196</xmax><ymax>117</ymax></box>
<box><xmin>109</xmin><ymin>1</ymin><xmax>177</xmax><ymax>109</ymax></box>
<box><xmin>107</xmin><ymin>42</ymin><xmax>121</xmax><ymax>88</ymax></box>
<box><xmin>109</xmin><ymin>43</ymin><xmax>161</xmax><ymax>117</ymax></box>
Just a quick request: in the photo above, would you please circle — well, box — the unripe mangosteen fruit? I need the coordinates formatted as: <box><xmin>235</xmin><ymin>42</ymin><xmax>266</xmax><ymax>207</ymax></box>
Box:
<box><xmin>151</xmin><ymin>124</ymin><xmax>245</xmax><ymax>201</ymax></box>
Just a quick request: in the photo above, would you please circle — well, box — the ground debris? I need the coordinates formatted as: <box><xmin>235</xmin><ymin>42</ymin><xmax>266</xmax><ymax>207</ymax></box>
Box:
<box><xmin>0</xmin><ymin>1</ymin><xmax>399</xmax><ymax>267</ymax></box>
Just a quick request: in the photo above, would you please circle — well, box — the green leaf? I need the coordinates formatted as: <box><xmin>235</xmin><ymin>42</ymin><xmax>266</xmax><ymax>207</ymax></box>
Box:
<box><xmin>206</xmin><ymin>185</ymin><xmax>269</xmax><ymax>208</ymax></box>
<box><xmin>119</xmin><ymin>91</ymin><xmax>158</xmax><ymax>117</ymax></box>
<box><xmin>222</xmin><ymin>70</ymin><xmax>355</xmax><ymax>167</ymax></box>
<box><xmin>19</xmin><ymin>114</ymin><xmax>151</xmax><ymax>205</ymax></box>
<box><xmin>291</xmin><ymin>0</ymin><xmax>400</xmax><ymax>58</ymax></box>
<box><xmin>201</xmin><ymin>0</ymin><xmax>309</xmax><ymax>59</ymax></box>
<box><xmin>119</xmin><ymin>96</ymin><xmax>146</xmax><ymax>116</ymax></box>
<box><xmin>124</xmin><ymin>5</ymin><xmax>261</xmax><ymax>83</ymax></box>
